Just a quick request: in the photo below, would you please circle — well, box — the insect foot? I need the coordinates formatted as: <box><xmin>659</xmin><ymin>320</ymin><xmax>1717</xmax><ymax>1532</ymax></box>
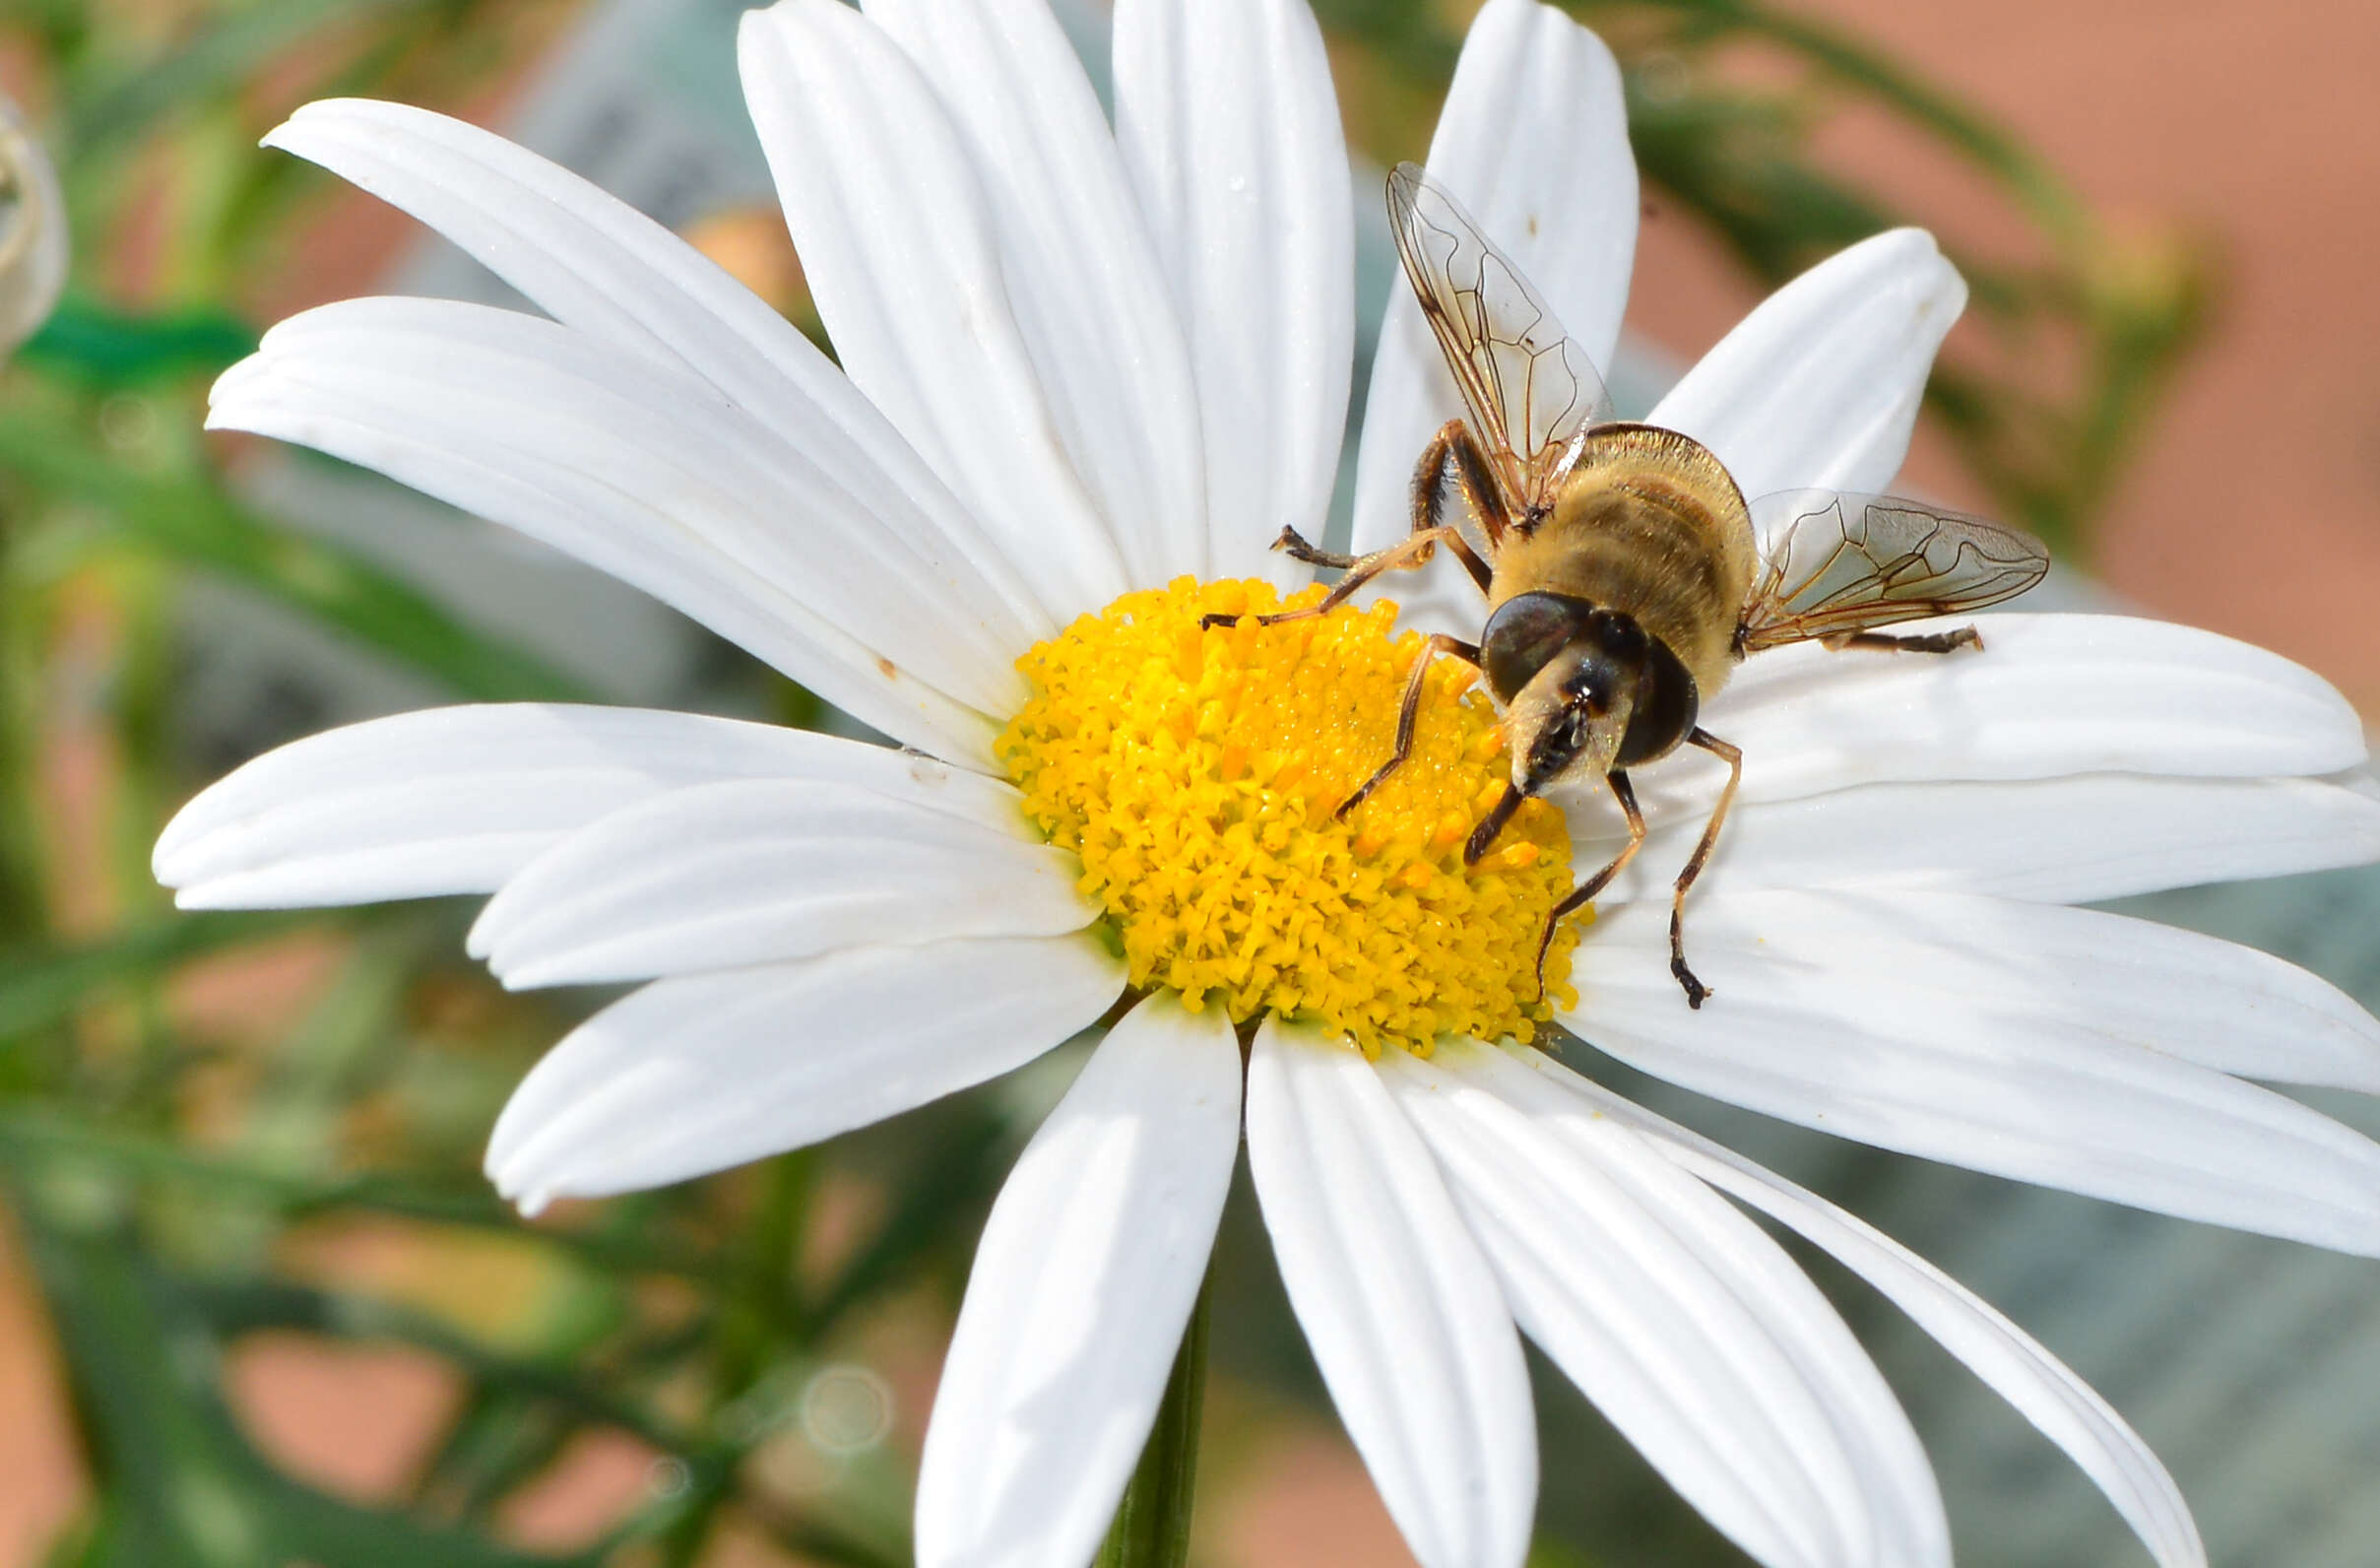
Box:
<box><xmin>1672</xmin><ymin>953</ymin><xmax>1711</xmax><ymax>1010</ymax></box>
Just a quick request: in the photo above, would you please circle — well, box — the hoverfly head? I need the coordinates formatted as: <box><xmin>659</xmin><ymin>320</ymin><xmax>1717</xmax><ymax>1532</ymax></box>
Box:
<box><xmin>1467</xmin><ymin>596</ymin><xmax>1652</xmax><ymax>863</ymax></box>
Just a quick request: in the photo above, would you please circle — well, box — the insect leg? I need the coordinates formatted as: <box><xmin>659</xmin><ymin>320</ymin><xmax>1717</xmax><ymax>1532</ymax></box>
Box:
<box><xmin>1667</xmin><ymin>728</ymin><xmax>1743</xmax><ymax>1010</ymax></box>
<box><xmin>1333</xmin><ymin>633</ymin><xmax>1482</xmax><ymax>819</ymax></box>
<box><xmin>1268</xmin><ymin>516</ymin><xmax>1493</xmax><ymax>599</ymax></box>
<box><xmin>1821</xmin><ymin>625</ymin><xmax>1984</xmax><ymax>655</ymax></box>
<box><xmin>1466</xmin><ymin>782</ymin><xmax>1524</xmax><ymax>866</ymax></box>
<box><xmin>1272</xmin><ymin>525</ymin><xmax>1358</xmax><ymax>568</ymax></box>
<box><xmin>1534</xmin><ymin>771</ymin><xmax>1645</xmax><ymax>1003</ymax></box>
<box><xmin>1411</xmin><ymin>418</ymin><xmax>1500</xmax><ymax>591</ymax></box>
<box><xmin>1199</xmin><ymin>527</ymin><xmax>1476</xmax><ymax>629</ymax></box>
<box><xmin>1203</xmin><ymin>417</ymin><xmax>1506</xmax><ymax>630</ymax></box>
<box><xmin>1267</xmin><ymin>468</ymin><xmax>1498</xmax><ymax>576</ymax></box>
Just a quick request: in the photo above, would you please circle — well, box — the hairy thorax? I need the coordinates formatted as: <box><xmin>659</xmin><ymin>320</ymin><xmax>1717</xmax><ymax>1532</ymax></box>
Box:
<box><xmin>1488</xmin><ymin>425</ymin><xmax>1757</xmax><ymax>702</ymax></box>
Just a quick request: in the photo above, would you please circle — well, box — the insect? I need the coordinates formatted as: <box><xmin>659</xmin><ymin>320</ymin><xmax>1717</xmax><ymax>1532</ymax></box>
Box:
<box><xmin>1206</xmin><ymin>163</ymin><xmax>2049</xmax><ymax>1009</ymax></box>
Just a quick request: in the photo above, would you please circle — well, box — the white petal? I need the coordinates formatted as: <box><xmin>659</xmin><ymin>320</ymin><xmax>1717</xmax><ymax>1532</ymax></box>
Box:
<box><xmin>1620</xmin><ymin>888</ymin><xmax>2379</xmax><ymax>1093</ymax></box>
<box><xmin>1510</xmin><ymin>1047</ymin><xmax>2207</xmax><ymax>1568</ymax></box>
<box><xmin>485</xmin><ymin>933</ymin><xmax>1125</xmax><ymax>1212</ymax></box>
<box><xmin>916</xmin><ymin>995</ymin><xmax>1240</xmax><ymax>1568</ymax></box>
<box><xmin>157</xmin><ymin>705</ymin><xmax>971</xmax><ymax>908</ymax></box>
<box><xmin>225</xmin><ymin>296</ymin><xmax>1031</xmax><ymax>701</ymax></box>
<box><xmin>1387</xmin><ymin>1042</ymin><xmax>1946</xmax><ymax>1568</ymax></box>
<box><xmin>211</xmin><ymin>299</ymin><xmax>1007</xmax><ymax>765</ymax></box>
<box><xmin>262</xmin><ymin>98</ymin><xmax>1056</xmax><ymax>639</ymax></box>
<box><xmin>1561</xmin><ymin>889</ymin><xmax>2380</xmax><ymax>1254</ymax></box>
<box><xmin>1349</xmin><ymin>0</ymin><xmax>1636</xmax><ymax>635</ymax></box>
<box><xmin>1573</xmin><ymin>772</ymin><xmax>2380</xmax><ymax>908</ymax></box>
<box><xmin>1244</xmin><ymin>1020</ymin><xmax>1535</xmax><ymax>1568</ymax></box>
<box><xmin>468</xmin><ymin>777</ymin><xmax>1091</xmax><ymax>988</ymax></box>
<box><xmin>864</xmin><ymin>0</ymin><xmax>1208</xmax><ymax>586</ymax></box>
<box><xmin>1641</xmin><ymin>614</ymin><xmax>2367</xmax><ymax>814</ymax></box>
<box><xmin>739</xmin><ymin>1</ymin><xmax>1131</xmax><ymax>618</ymax></box>
<box><xmin>1647</xmin><ymin>229</ymin><xmax>1964</xmax><ymax>501</ymax></box>
<box><xmin>1114</xmin><ymin>0</ymin><xmax>1353</xmax><ymax>585</ymax></box>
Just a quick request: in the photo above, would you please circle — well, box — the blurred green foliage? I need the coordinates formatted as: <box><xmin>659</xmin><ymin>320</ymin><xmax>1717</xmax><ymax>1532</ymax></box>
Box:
<box><xmin>0</xmin><ymin>0</ymin><xmax>2201</xmax><ymax>1564</ymax></box>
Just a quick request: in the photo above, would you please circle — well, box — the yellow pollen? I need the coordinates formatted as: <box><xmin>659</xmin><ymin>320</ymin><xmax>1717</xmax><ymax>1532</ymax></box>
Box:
<box><xmin>997</xmin><ymin>576</ymin><xmax>1581</xmax><ymax>1057</ymax></box>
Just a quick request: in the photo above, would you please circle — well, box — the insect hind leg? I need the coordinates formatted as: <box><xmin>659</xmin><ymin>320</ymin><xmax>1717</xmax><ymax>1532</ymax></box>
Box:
<box><xmin>1667</xmin><ymin>728</ymin><xmax>1743</xmax><ymax>1010</ymax></box>
<box><xmin>1822</xmin><ymin>624</ymin><xmax>1984</xmax><ymax>655</ymax></box>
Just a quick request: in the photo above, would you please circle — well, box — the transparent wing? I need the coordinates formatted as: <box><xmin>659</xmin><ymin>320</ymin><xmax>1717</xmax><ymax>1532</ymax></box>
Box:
<box><xmin>1386</xmin><ymin>162</ymin><xmax>1614</xmax><ymax>522</ymax></box>
<box><xmin>1739</xmin><ymin>490</ymin><xmax>2050</xmax><ymax>651</ymax></box>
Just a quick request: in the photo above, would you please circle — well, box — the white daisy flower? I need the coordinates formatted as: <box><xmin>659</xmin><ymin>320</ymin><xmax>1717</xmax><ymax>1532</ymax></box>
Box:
<box><xmin>155</xmin><ymin>0</ymin><xmax>2380</xmax><ymax>1565</ymax></box>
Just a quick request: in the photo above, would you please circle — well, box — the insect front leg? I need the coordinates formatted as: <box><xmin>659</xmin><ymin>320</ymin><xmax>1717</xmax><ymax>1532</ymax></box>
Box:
<box><xmin>1267</xmin><ymin>517</ymin><xmax>1479</xmax><ymax>579</ymax></box>
<box><xmin>1667</xmin><ymin>728</ymin><xmax>1743</xmax><ymax>1010</ymax></box>
<box><xmin>1333</xmin><ymin>634</ymin><xmax>1481</xmax><ymax>819</ymax></box>
<box><xmin>1270</xmin><ymin>525</ymin><xmax>1358</xmax><ymax>569</ymax></box>
<box><xmin>1199</xmin><ymin>526</ymin><xmax>1481</xmax><ymax>630</ymax></box>
<box><xmin>1208</xmin><ymin>417</ymin><xmax>1508</xmax><ymax>631</ymax></box>
<box><xmin>1822</xmin><ymin>625</ymin><xmax>1985</xmax><ymax>655</ymax></box>
<box><xmin>1533</xmin><ymin>771</ymin><xmax>1646</xmax><ymax>1004</ymax></box>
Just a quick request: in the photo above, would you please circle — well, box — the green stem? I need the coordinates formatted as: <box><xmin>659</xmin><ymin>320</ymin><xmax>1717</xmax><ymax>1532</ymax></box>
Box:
<box><xmin>1095</xmin><ymin>1269</ymin><xmax>1212</xmax><ymax>1568</ymax></box>
<box><xmin>0</xmin><ymin>499</ymin><xmax>46</xmax><ymax>946</ymax></box>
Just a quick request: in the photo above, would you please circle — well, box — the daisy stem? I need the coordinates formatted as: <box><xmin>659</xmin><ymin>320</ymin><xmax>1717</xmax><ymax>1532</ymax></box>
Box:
<box><xmin>1094</xmin><ymin>1265</ymin><xmax>1212</xmax><ymax>1568</ymax></box>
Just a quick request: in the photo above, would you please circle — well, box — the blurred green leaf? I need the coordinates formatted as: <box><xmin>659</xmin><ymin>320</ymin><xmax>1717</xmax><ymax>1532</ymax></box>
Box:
<box><xmin>237</xmin><ymin>932</ymin><xmax>418</xmax><ymax>1172</ymax></box>
<box><xmin>18</xmin><ymin>297</ymin><xmax>257</xmax><ymax>387</ymax></box>
<box><xmin>414</xmin><ymin>1387</ymin><xmax>581</xmax><ymax>1524</ymax></box>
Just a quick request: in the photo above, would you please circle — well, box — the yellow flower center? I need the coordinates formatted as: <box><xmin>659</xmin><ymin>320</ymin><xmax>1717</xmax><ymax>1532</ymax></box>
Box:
<box><xmin>997</xmin><ymin>576</ymin><xmax>1580</xmax><ymax>1057</ymax></box>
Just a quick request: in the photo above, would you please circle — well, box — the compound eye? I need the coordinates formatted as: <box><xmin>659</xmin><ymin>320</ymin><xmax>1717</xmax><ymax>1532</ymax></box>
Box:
<box><xmin>1591</xmin><ymin>610</ymin><xmax>1647</xmax><ymax>659</ymax></box>
<box><xmin>1482</xmin><ymin>592</ymin><xmax>1593</xmax><ymax>702</ymax></box>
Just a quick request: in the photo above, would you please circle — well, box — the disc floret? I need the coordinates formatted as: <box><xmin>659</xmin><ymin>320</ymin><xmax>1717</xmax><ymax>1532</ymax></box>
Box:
<box><xmin>997</xmin><ymin>577</ymin><xmax>1581</xmax><ymax>1056</ymax></box>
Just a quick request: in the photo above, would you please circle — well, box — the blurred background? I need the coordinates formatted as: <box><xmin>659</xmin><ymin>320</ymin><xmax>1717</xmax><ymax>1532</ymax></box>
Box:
<box><xmin>2</xmin><ymin>0</ymin><xmax>2378</xmax><ymax>1564</ymax></box>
